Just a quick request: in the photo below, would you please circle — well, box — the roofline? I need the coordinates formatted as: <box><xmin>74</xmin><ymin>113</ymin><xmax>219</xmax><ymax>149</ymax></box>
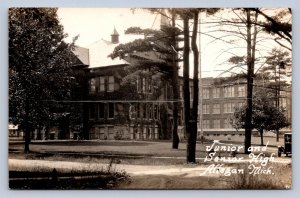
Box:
<box><xmin>88</xmin><ymin>64</ymin><xmax>129</xmax><ymax>70</ymax></box>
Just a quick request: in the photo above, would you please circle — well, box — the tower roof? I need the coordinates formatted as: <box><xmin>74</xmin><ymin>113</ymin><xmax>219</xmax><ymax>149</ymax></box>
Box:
<box><xmin>111</xmin><ymin>27</ymin><xmax>119</xmax><ymax>36</ymax></box>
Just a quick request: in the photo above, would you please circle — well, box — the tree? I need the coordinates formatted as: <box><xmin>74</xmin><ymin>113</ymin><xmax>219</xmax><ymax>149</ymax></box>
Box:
<box><xmin>259</xmin><ymin>48</ymin><xmax>291</xmax><ymax>141</ymax></box>
<box><xmin>9</xmin><ymin>8</ymin><xmax>77</xmax><ymax>152</ymax></box>
<box><xmin>207</xmin><ymin>8</ymin><xmax>273</xmax><ymax>153</ymax></box>
<box><xmin>110</xmin><ymin>9</ymin><xmax>183</xmax><ymax>148</ymax></box>
<box><xmin>231</xmin><ymin>92</ymin><xmax>289</xmax><ymax>146</ymax></box>
<box><xmin>249</xmin><ymin>8</ymin><xmax>291</xmax><ymax>51</ymax></box>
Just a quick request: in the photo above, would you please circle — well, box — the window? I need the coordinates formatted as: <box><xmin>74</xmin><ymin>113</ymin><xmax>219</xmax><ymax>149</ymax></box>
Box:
<box><xmin>142</xmin><ymin>103</ymin><xmax>146</xmax><ymax>118</ymax></box>
<box><xmin>90</xmin><ymin>127</ymin><xmax>95</xmax><ymax>139</ymax></box>
<box><xmin>107</xmin><ymin>76</ymin><xmax>114</xmax><ymax>92</ymax></box>
<box><xmin>213</xmin><ymin>88</ymin><xmax>220</xmax><ymax>98</ymax></box>
<box><xmin>137</xmin><ymin>103</ymin><xmax>141</xmax><ymax>118</ymax></box>
<box><xmin>238</xmin><ymin>85</ymin><xmax>246</xmax><ymax>97</ymax></box>
<box><xmin>108</xmin><ymin>126</ymin><xmax>114</xmax><ymax>139</ymax></box>
<box><xmin>237</xmin><ymin>102</ymin><xmax>244</xmax><ymax>108</ymax></box>
<box><xmin>90</xmin><ymin>76</ymin><xmax>117</xmax><ymax>93</ymax></box>
<box><xmin>149</xmin><ymin>104</ymin><xmax>153</xmax><ymax>119</ymax></box>
<box><xmin>203</xmin><ymin>88</ymin><xmax>210</xmax><ymax>99</ymax></box>
<box><xmin>108</xmin><ymin>103</ymin><xmax>114</xmax><ymax>118</ymax></box>
<box><xmin>224</xmin><ymin>86</ymin><xmax>234</xmax><ymax>97</ymax></box>
<box><xmin>89</xmin><ymin>78</ymin><xmax>96</xmax><ymax>93</ymax></box>
<box><xmin>213</xmin><ymin>119</ymin><xmax>220</xmax><ymax>129</ymax></box>
<box><xmin>224</xmin><ymin>119</ymin><xmax>231</xmax><ymax>129</ymax></box>
<box><xmin>98</xmin><ymin>103</ymin><xmax>105</xmax><ymax>119</ymax></box>
<box><xmin>89</xmin><ymin>104</ymin><xmax>96</xmax><ymax>119</ymax></box>
<box><xmin>99</xmin><ymin>127</ymin><xmax>106</xmax><ymax>139</ymax></box>
<box><xmin>95</xmin><ymin>127</ymin><xmax>100</xmax><ymax>139</ymax></box>
<box><xmin>137</xmin><ymin>77</ymin><xmax>152</xmax><ymax>94</ymax></box>
<box><xmin>137</xmin><ymin>78</ymin><xmax>141</xmax><ymax>93</ymax></box>
<box><xmin>154</xmin><ymin>105</ymin><xmax>158</xmax><ymax>120</ymax></box>
<box><xmin>99</xmin><ymin>76</ymin><xmax>105</xmax><ymax>91</ymax></box>
<box><xmin>147</xmin><ymin>78</ymin><xmax>152</xmax><ymax>93</ymax></box>
<box><xmin>142</xmin><ymin>78</ymin><xmax>146</xmax><ymax>93</ymax></box>
<box><xmin>213</xmin><ymin>104</ymin><xmax>220</xmax><ymax>114</ymax></box>
<box><xmin>280</xmin><ymin>98</ymin><xmax>287</xmax><ymax>107</ymax></box>
<box><xmin>203</xmin><ymin>120</ymin><xmax>210</xmax><ymax>129</ymax></box>
<box><xmin>202</xmin><ymin>104</ymin><xmax>210</xmax><ymax>114</ymax></box>
<box><xmin>179</xmin><ymin>85</ymin><xmax>183</xmax><ymax>99</ymax></box>
<box><xmin>224</xmin><ymin>103</ymin><xmax>234</xmax><ymax>113</ymax></box>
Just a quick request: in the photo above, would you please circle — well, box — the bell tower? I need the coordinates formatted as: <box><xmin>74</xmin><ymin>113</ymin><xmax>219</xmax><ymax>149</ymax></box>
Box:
<box><xmin>111</xmin><ymin>27</ymin><xmax>119</xmax><ymax>44</ymax></box>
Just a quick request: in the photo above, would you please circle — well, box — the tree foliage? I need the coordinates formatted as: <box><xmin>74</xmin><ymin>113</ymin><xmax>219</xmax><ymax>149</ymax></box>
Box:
<box><xmin>9</xmin><ymin>8</ymin><xmax>77</xmax><ymax>152</ymax></box>
<box><xmin>110</xmin><ymin>9</ymin><xmax>184</xmax><ymax>149</ymax></box>
<box><xmin>250</xmin><ymin>8</ymin><xmax>291</xmax><ymax>51</ymax></box>
<box><xmin>230</xmin><ymin>91</ymin><xmax>289</xmax><ymax>146</ymax></box>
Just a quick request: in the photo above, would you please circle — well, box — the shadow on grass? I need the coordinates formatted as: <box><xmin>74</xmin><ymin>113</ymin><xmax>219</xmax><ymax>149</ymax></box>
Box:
<box><xmin>9</xmin><ymin>169</ymin><xmax>128</xmax><ymax>190</ymax></box>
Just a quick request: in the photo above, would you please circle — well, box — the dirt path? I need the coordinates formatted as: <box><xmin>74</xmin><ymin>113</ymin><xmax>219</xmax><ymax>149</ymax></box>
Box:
<box><xmin>8</xmin><ymin>157</ymin><xmax>292</xmax><ymax>189</ymax></box>
<box><xmin>9</xmin><ymin>159</ymin><xmax>211</xmax><ymax>177</ymax></box>
<box><xmin>9</xmin><ymin>157</ymin><xmax>291</xmax><ymax>177</ymax></box>
<box><xmin>8</xmin><ymin>158</ymin><xmax>231</xmax><ymax>189</ymax></box>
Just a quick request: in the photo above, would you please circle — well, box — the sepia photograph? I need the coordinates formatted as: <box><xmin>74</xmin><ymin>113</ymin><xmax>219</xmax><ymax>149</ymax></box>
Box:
<box><xmin>8</xmin><ymin>8</ymin><xmax>292</xmax><ymax>190</ymax></box>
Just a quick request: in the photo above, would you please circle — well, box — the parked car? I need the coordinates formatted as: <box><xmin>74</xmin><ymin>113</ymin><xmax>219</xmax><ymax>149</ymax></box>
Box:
<box><xmin>278</xmin><ymin>133</ymin><xmax>292</xmax><ymax>157</ymax></box>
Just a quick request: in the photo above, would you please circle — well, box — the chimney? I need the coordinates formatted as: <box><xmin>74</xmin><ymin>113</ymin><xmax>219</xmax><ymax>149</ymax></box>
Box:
<box><xmin>111</xmin><ymin>27</ymin><xmax>119</xmax><ymax>44</ymax></box>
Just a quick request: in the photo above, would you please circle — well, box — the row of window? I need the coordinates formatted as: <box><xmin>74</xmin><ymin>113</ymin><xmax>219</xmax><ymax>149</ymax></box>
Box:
<box><xmin>129</xmin><ymin>103</ymin><xmax>160</xmax><ymax>120</ymax></box>
<box><xmin>202</xmin><ymin>85</ymin><xmax>246</xmax><ymax>99</ymax></box>
<box><xmin>89</xmin><ymin>103</ymin><xmax>160</xmax><ymax>120</ymax></box>
<box><xmin>89</xmin><ymin>103</ymin><xmax>115</xmax><ymax>119</ymax></box>
<box><xmin>202</xmin><ymin>102</ymin><xmax>244</xmax><ymax>114</ymax></box>
<box><xmin>89</xmin><ymin>76</ymin><xmax>154</xmax><ymax>94</ymax></box>
<box><xmin>202</xmin><ymin>119</ymin><xmax>232</xmax><ymax>129</ymax></box>
<box><xmin>89</xmin><ymin>76</ymin><xmax>115</xmax><ymax>93</ymax></box>
<box><xmin>89</xmin><ymin>76</ymin><xmax>246</xmax><ymax>100</ymax></box>
<box><xmin>89</xmin><ymin>126</ymin><xmax>115</xmax><ymax>140</ymax></box>
<box><xmin>137</xmin><ymin>77</ymin><xmax>153</xmax><ymax>94</ymax></box>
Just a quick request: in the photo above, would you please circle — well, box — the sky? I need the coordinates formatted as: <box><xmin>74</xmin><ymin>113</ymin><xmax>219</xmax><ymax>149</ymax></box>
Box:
<box><xmin>57</xmin><ymin>8</ymin><xmax>227</xmax><ymax>78</ymax></box>
<box><xmin>57</xmin><ymin>8</ymin><xmax>291</xmax><ymax>78</ymax></box>
<box><xmin>57</xmin><ymin>8</ymin><xmax>161</xmax><ymax>46</ymax></box>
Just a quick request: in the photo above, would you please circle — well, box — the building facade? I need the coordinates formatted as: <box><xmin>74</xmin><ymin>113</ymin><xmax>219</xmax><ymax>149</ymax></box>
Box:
<box><xmin>69</xmin><ymin>28</ymin><xmax>292</xmax><ymax>141</ymax></box>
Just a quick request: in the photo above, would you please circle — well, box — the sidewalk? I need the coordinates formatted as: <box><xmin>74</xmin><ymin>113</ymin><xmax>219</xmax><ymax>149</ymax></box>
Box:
<box><xmin>9</xmin><ymin>157</ymin><xmax>291</xmax><ymax>178</ymax></box>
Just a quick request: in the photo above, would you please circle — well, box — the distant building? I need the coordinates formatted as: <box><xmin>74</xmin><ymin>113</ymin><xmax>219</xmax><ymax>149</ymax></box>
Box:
<box><xmin>195</xmin><ymin>77</ymin><xmax>291</xmax><ymax>140</ymax></box>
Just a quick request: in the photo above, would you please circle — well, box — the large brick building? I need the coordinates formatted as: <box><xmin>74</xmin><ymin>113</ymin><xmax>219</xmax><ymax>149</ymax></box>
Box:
<box><xmin>197</xmin><ymin>77</ymin><xmax>291</xmax><ymax>139</ymax></box>
<box><xmin>69</xmin><ymin>28</ymin><xmax>292</xmax><ymax>141</ymax></box>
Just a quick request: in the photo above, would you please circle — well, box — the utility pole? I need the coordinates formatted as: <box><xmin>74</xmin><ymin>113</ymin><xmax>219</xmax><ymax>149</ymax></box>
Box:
<box><xmin>198</xmin><ymin>13</ymin><xmax>203</xmax><ymax>143</ymax></box>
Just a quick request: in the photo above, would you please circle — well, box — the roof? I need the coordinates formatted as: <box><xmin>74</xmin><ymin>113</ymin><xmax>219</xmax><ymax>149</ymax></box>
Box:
<box><xmin>72</xmin><ymin>46</ymin><xmax>90</xmax><ymax>65</ymax></box>
<box><xmin>111</xmin><ymin>27</ymin><xmax>119</xmax><ymax>36</ymax></box>
<box><xmin>88</xmin><ymin>39</ymin><xmax>129</xmax><ymax>68</ymax></box>
<box><xmin>73</xmin><ymin>29</ymin><xmax>145</xmax><ymax>69</ymax></box>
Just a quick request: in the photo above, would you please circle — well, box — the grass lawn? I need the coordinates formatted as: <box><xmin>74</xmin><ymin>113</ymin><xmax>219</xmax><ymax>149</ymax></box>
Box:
<box><xmin>8</xmin><ymin>138</ymin><xmax>292</xmax><ymax>189</ymax></box>
<box><xmin>9</xmin><ymin>137</ymin><xmax>284</xmax><ymax>165</ymax></box>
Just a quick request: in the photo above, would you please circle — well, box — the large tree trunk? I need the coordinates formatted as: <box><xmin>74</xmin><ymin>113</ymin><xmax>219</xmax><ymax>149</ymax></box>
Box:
<box><xmin>244</xmin><ymin>9</ymin><xmax>255</xmax><ymax>154</ymax></box>
<box><xmin>36</xmin><ymin>125</ymin><xmax>42</xmax><ymax>140</ymax></box>
<box><xmin>24</xmin><ymin>99</ymin><xmax>30</xmax><ymax>153</ymax></box>
<box><xmin>171</xmin><ymin>10</ymin><xmax>180</xmax><ymax>149</ymax></box>
<box><xmin>260</xmin><ymin>130</ymin><xmax>264</xmax><ymax>146</ymax></box>
<box><xmin>187</xmin><ymin>11</ymin><xmax>200</xmax><ymax>163</ymax></box>
<box><xmin>182</xmin><ymin>15</ymin><xmax>193</xmax><ymax>163</ymax></box>
<box><xmin>82</xmin><ymin>73</ymin><xmax>90</xmax><ymax>140</ymax></box>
